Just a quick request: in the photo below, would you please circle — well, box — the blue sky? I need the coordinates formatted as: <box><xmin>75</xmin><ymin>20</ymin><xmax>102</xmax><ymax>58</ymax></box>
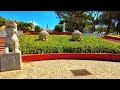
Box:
<box><xmin>0</xmin><ymin>11</ymin><xmax>60</xmax><ymax>30</ymax></box>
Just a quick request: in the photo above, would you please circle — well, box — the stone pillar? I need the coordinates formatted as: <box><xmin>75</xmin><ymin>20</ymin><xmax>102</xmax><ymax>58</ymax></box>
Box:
<box><xmin>0</xmin><ymin>52</ymin><xmax>22</xmax><ymax>72</ymax></box>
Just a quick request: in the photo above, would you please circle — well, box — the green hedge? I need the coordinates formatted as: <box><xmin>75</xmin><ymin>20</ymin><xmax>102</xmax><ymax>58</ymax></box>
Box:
<box><xmin>18</xmin><ymin>34</ymin><xmax>120</xmax><ymax>54</ymax></box>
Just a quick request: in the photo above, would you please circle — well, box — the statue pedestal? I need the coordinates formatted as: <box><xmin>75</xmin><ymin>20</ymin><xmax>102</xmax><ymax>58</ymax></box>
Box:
<box><xmin>0</xmin><ymin>52</ymin><xmax>22</xmax><ymax>72</ymax></box>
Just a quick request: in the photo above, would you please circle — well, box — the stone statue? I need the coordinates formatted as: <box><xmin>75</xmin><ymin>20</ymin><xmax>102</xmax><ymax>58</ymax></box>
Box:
<box><xmin>32</xmin><ymin>21</ymin><xmax>35</xmax><ymax>31</ymax></box>
<box><xmin>63</xmin><ymin>22</ymin><xmax>66</xmax><ymax>32</ymax></box>
<box><xmin>4</xmin><ymin>20</ymin><xmax>20</xmax><ymax>53</ymax></box>
<box><xmin>39</xmin><ymin>29</ymin><xmax>49</xmax><ymax>41</ymax></box>
<box><xmin>72</xmin><ymin>30</ymin><xmax>82</xmax><ymax>41</ymax></box>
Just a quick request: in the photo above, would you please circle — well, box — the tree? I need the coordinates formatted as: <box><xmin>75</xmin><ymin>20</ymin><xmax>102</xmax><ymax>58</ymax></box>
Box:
<box><xmin>0</xmin><ymin>16</ymin><xmax>5</xmax><ymax>27</ymax></box>
<box><xmin>54</xmin><ymin>25</ymin><xmax>62</xmax><ymax>32</ymax></box>
<box><xmin>34</xmin><ymin>25</ymin><xmax>41</xmax><ymax>31</ymax></box>
<box><xmin>55</xmin><ymin>11</ymin><xmax>100</xmax><ymax>32</ymax></box>
<box><xmin>100</xmin><ymin>11</ymin><xmax>113</xmax><ymax>35</ymax></box>
<box><xmin>111</xmin><ymin>11</ymin><xmax>120</xmax><ymax>34</ymax></box>
<box><xmin>85</xmin><ymin>11</ymin><xmax>102</xmax><ymax>33</ymax></box>
<box><xmin>55</xmin><ymin>11</ymin><xmax>87</xmax><ymax>32</ymax></box>
<box><xmin>27</xmin><ymin>26</ymin><xmax>32</xmax><ymax>31</ymax></box>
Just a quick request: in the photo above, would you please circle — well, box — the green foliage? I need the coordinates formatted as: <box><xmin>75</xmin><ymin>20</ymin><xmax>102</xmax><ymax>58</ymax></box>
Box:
<box><xmin>0</xmin><ymin>16</ymin><xmax>43</xmax><ymax>31</ymax></box>
<box><xmin>55</xmin><ymin>11</ymin><xmax>102</xmax><ymax>32</ymax></box>
<box><xmin>27</xmin><ymin>26</ymin><xmax>32</xmax><ymax>31</ymax></box>
<box><xmin>54</xmin><ymin>25</ymin><xmax>62</xmax><ymax>32</ymax></box>
<box><xmin>18</xmin><ymin>35</ymin><xmax>120</xmax><ymax>54</ymax></box>
<box><xmin>96</xmin><ymin>26</ymin><xmax>107</xmax><ymax>32</ymax></box>
<box><xmin>0</xmin><ymin>16</ymin><xmax>6</xmax><ymax>27</ymax></box>
<box><xmin>34</xmin><ymin>25</ymin><xmax>40</xmax><ymax>31</ymax></box>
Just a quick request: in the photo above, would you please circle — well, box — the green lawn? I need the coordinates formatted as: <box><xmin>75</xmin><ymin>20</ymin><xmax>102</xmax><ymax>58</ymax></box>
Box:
<box><xmin>18</xmin><ymin>34</ymin><xmax>120</xmax><ymax>54</ymax></box>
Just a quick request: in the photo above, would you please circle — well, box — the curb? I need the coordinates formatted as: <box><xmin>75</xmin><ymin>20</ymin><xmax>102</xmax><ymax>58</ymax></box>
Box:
<box><xmin>22</xmin><ymin>53</ymin><xmax>120</xmax><ymax>62</ymax></box>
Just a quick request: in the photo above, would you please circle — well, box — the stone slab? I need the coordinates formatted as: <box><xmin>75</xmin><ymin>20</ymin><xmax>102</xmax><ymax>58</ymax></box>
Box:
<box><xmin>0</xmin><ymin>52</ymin><xmax>22</xmax><ymax>72</ymax></box>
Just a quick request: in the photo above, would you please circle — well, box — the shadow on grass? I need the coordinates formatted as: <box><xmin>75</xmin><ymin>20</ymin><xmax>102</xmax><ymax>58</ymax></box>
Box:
<box><xmin>34</xmin><ymin>39</ymin><xmax>40</xmax><ymax>41</ymax></box>
<box><xmin>69</xmin><ymin>39</ymin><xmax>74</xmax><ymax>41</ymax></box>
<box><xmin>69</xmin><ymin>39</ymin><xmax>82</xmax><ymax>42</ymax></box>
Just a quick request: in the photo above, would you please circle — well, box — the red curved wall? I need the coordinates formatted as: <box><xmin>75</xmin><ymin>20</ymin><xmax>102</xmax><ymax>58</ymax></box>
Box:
<box><xmin>22</xmin><ymin>53</ymin><xmax>120</xmax><ymax>62</ymax></box>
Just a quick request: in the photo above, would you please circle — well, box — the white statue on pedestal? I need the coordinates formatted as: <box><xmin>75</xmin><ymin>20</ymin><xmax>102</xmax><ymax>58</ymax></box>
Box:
<box><xmin>32</xmin><ymin>21</ymin><xmax>35</xmax><ymax>31</ymax></box>
<box><xmin>4</xmin><ymin>20</ymin><xmax>20</xmax><ymax>53</ymax></box>
<box><xmin>63</xmin><ymin>22</ymin><xmax>66</xmax><ymax>32</ymax></box>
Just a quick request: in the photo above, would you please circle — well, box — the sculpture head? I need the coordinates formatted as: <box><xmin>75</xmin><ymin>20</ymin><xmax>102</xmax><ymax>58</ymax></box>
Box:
<box><xmin>39</xmin><ymin>30</ymin><xmax>49</xmax><ymax>41</ymax></box>
<box><xmin>72</xmin><ymin>30</ymin><xmax>82</xmax><ymax>41</ymax></box>
<box><xmin>5</xmin><ymin>20</ymin><xmax>17</xmax><ymax>35</ymax></box>
<box><xmin>5</xmin><ymin>20</ymin><xmax>17</xmax><ymax>29</ymax></box>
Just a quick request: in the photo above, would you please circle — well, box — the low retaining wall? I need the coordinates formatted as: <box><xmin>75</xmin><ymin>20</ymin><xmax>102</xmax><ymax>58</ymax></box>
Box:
<box><xmin>22</xmin><ymin>53</ymin><xmax>120</xmax><ymax>62</ymax></box>
<box><xmin>104</xmin><ymin>35</ymin><xmax>120</xmax><ymax>40</ymax></box>
<box><xmin>23</xmin><ymin>31</ymin><xmax>72</xmax><ymax>35</ymax></box>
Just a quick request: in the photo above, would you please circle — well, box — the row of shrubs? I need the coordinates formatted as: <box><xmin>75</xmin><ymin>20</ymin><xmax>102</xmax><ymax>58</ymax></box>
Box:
<box><xmin>18</xmin><ymin>34</ymin><xmax>120</xmax><ymax>54</ymax></box>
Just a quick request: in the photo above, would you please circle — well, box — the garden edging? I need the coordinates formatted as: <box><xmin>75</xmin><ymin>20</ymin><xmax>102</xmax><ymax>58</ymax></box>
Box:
<box><xmin>104</xmin><ymin>35</ymin><xmax>120</xmax><ymax>40</ymax></box>
<box><xmin>22</xmin><ymin>53</ymin><xmax>120</xmax><ymax>62</ymax></box>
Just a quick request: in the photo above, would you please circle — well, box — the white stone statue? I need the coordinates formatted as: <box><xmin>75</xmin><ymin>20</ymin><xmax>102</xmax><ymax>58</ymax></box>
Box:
<box><xmin>4</xmin><ymin>20</ymin><xmax>20</xmax><ymax>53</ymax></box>
<box><xmin>32</xmin><ymin>21</ymin><xmax>35</xmax><ymax>31</ymax></box>
<box><xmin>63</xmin><ymin>22</ymin><xmax>66</xmax><ymax>32</ymax></box>
<box><xmin>72</xmin><ymin>30</ymin><xmax>82</xmax><ymax>41</ymax></box>
<box><xmin>39</xmin><ymin>29</ymin><xmax>49</xmax><ymax>41</ymax></box>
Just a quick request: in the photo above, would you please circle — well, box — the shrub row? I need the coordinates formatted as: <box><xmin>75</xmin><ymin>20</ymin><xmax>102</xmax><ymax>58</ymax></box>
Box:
<box><xmin>18</xmin><ymin>34</ymin><xmax>120</xmax><ymax>54</ymax></box>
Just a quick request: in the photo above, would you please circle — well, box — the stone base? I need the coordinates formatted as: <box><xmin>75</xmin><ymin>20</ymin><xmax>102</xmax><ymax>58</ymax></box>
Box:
<box><xmin>0</xmin><ymin>52</ymin><xmax>22</xmax><ymax>72</ymax></box>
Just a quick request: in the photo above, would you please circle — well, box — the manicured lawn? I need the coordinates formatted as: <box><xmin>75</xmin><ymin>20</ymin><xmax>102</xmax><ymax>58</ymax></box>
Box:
<box><xmin>18</xmin><ymin>34</ymin><xmax>120</xmax><ymax>54</ymax></box>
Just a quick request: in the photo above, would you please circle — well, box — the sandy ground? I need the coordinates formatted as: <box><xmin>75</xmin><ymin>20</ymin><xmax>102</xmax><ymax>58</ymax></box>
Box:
<box><xmin>0</xmin><ymin>59</ymin><xmax>120</xmax><ymax>79</ymax></box>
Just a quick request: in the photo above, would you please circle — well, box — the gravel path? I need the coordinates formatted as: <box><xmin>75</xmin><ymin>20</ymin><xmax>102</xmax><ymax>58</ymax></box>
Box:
<box><xmin>0</xmin><ymin>59</ymin><xmax>120</xmax><ymax>79</ymax></box>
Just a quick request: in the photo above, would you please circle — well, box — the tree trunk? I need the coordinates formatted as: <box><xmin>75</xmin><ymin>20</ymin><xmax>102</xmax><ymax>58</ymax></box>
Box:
<box><xmin>105</xmin><ymin>25</ymin><xmax>110</xmax><ymax>35</ymax></box>
<box><xmin>116</xmin><ymin>21</ymin><xmax>120</xmax><ymax>34</ymax></box>
<box><xmin>92</xmin><ymin>24</ymin><xmax>95</xmax><ymax>33</ymax></box>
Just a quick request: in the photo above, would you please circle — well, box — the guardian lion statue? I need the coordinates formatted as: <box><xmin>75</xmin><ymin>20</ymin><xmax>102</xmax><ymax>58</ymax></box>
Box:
<box><xmin>4</xmin><ymin>20</ymin><xmax>20</xmax><ymax>53</ymax></box>
<box><xmin>72</xmin><ymin>30</ymin><xmax>82</xmax><ymax>41</ymax></box>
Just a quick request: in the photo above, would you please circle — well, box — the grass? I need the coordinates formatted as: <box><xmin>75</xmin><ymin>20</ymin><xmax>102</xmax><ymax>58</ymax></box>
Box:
<box><xmin>18</xmin><ymin>34</ymin><xmax>120</xmax><ymax>54</ymax></box>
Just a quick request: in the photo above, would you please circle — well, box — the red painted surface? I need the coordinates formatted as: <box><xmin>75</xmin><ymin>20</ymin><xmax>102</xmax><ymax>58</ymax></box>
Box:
<box><xmin>104</xmin><ymin>35</ymin><xmax>120</xmax><ymax>40</ymax></box>
<box><xmin>22</xmin><ymin>53</ymin><xmax>120</xmax><ymax>62</ymax></box>
<box><xmin>23</xmin><ymin>31</ymin><xmax>72</xmax><ymax>35</ymax></box>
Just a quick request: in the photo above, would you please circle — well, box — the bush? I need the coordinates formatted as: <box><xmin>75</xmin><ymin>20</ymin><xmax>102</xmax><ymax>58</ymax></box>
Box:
<box><xmin>18</xmin><ymin>35</ymin><xmax>120</xmax><ymax>54</ymax></box>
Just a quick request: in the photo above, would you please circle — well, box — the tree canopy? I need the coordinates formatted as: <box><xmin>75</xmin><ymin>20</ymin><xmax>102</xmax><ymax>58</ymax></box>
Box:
<box><xmin>0</xmin><ymin>16</ymin><xmax>42</xmax><ymax>31</ymax></box>
<box><xmin>54</xmin><ymin>11</ymin><xmax>120</xmax><ymax>35</ymax></box>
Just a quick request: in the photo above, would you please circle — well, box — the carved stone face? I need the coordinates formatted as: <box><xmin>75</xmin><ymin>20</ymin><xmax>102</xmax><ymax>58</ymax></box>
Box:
<box><xmin>72</xmin><ymin>30</ymin><xmax>82</xmax><ymax>41</ymax></box>
<box><xmin>39</xmin><ymin>30</ymin><xmax>49</xmax><ymax>41</ymax></box>
<box><xmin>5</xmin><ymin>20</ymin><xmax>17</xmax><ymax>35</ymax></box>
<box><xmin>6</xmin><ymin>28</ymin><xmax>14</xmax><ymax>35</ymax></box>
<box><xmin>5</xmin><ymin>20</ymin><xmax>17</xmax><ymax>29</ymax></box>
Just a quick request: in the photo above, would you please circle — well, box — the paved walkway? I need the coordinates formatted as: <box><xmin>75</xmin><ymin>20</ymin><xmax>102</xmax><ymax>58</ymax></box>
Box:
<box><xmin>0</xmin><ymin>59</ymin><xmax>120</xmax><ymax>79</ymax></box>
